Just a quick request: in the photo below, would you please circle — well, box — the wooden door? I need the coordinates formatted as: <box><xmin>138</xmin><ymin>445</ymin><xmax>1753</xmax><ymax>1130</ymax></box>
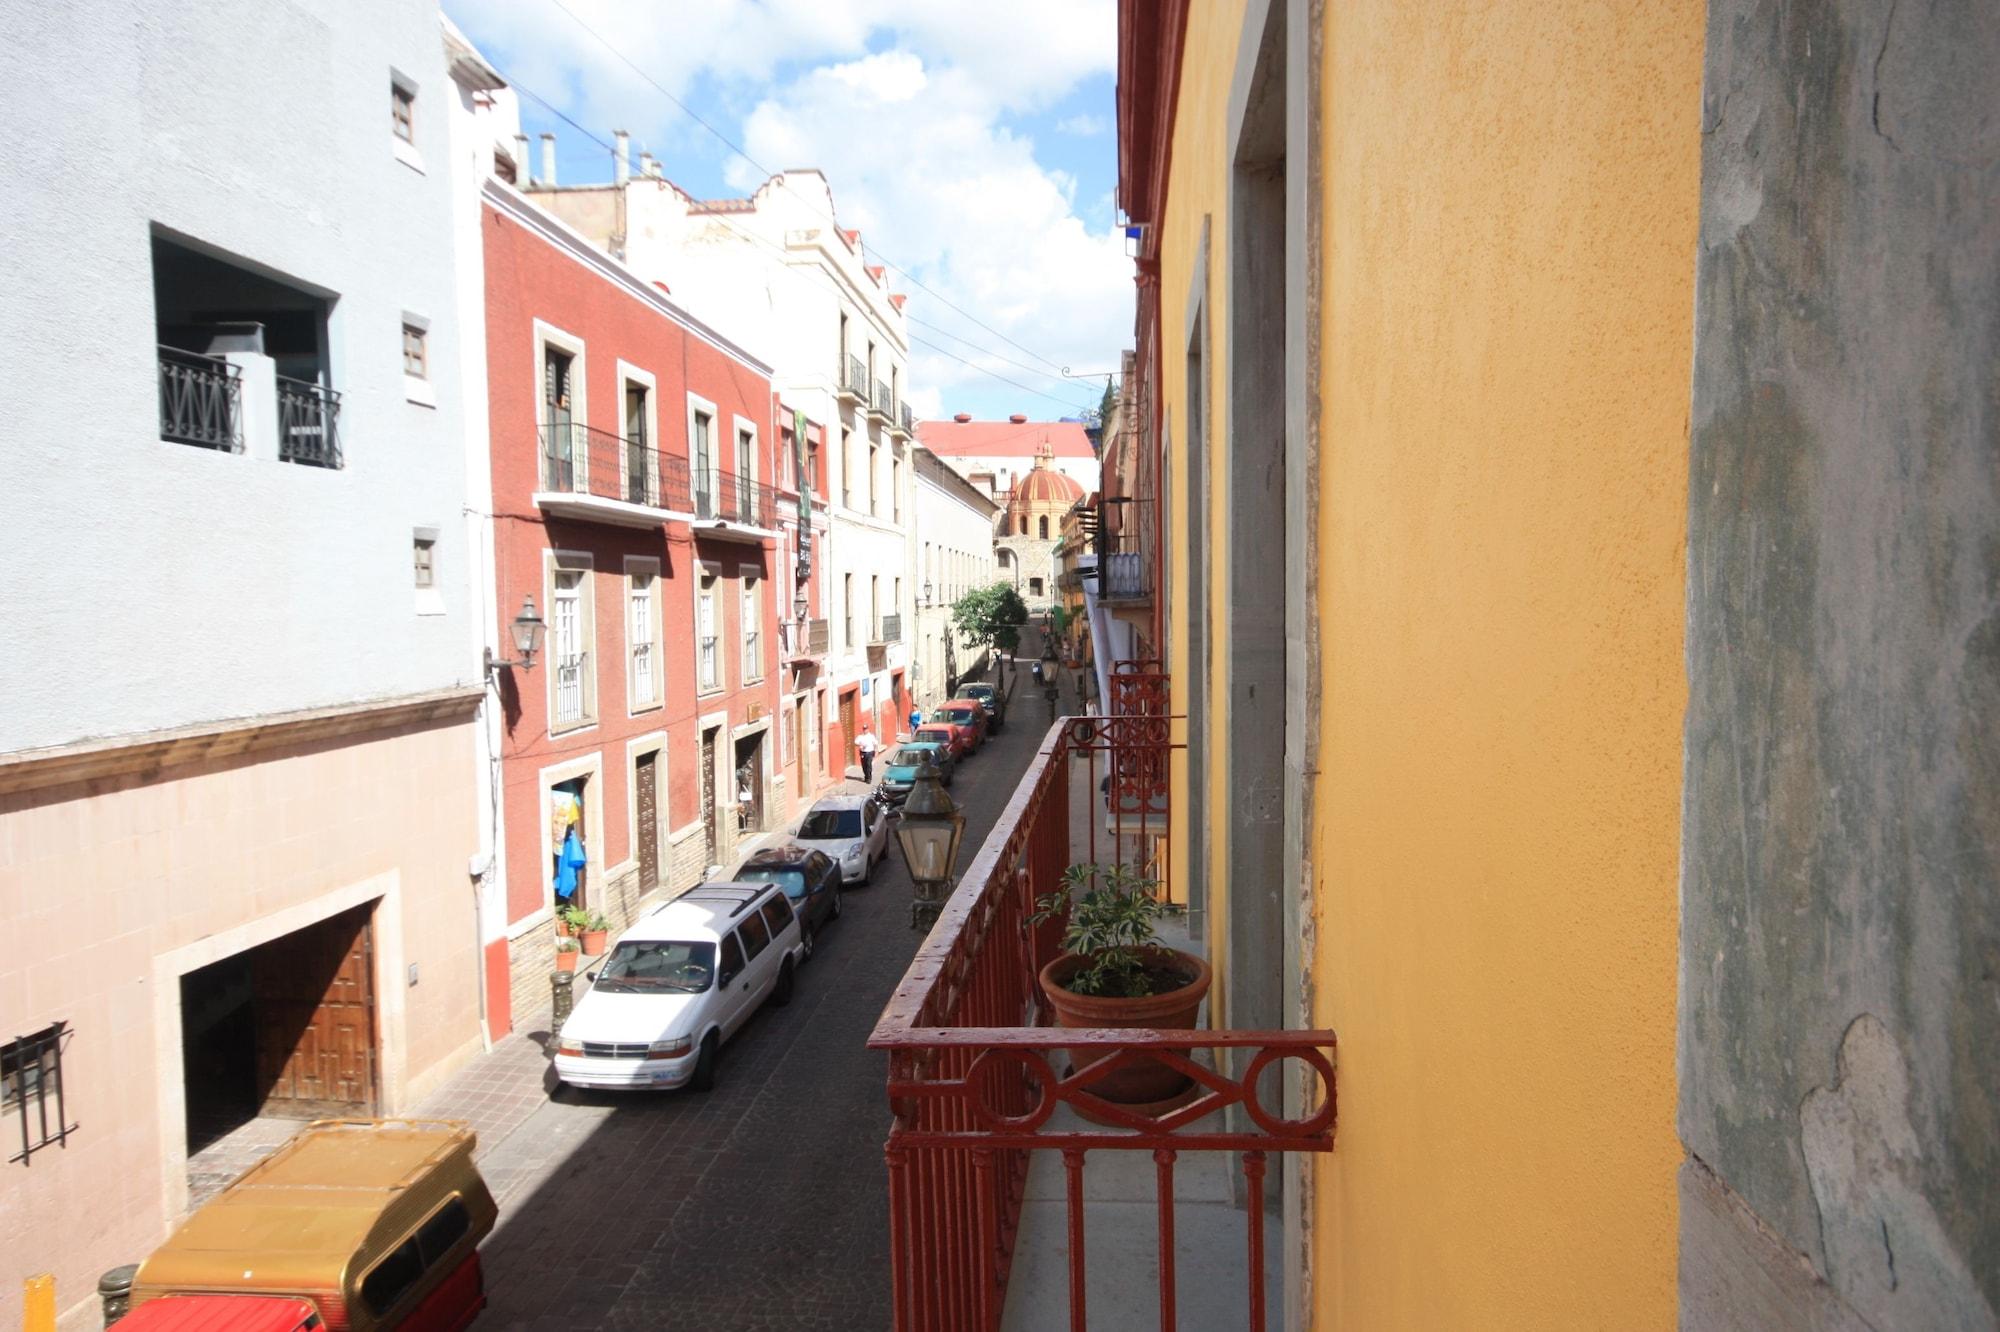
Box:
<box><xmin>838</xmin><ymin>690</ymin><xmax>858</xmax><ymax>774</ymax></box>
<box><xmin>700</xmin><ymin>727</ymin><xmax>719</xmax><ymax>865</ymax></box>
<box><xmin>636</xmin><ymin>751</ymin><xmax>660</xmax><ymax>894</ymax></box>
<box><xmin>252</xmin><ymin>906</ymin><xmax>376</xmax><ymax>1117</ymax></box>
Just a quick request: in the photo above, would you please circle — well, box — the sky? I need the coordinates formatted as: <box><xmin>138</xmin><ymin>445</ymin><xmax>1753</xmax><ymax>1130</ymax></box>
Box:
<box><xmin>441</xmin><ymin>0</ymin><xmax>1132</xmax><ymax>424</ymax></box>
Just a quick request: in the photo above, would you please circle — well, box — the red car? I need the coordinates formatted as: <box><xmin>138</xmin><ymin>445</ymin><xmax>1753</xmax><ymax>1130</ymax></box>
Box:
<box><xmin>934</xmin><ymin>701</ymin><xmax>990</xmax><ymax>750</ymax></box>
<box><xmin>914</xmin><ymin>722</ymin><xmax>974</xmax><ymax>762</ymax></box>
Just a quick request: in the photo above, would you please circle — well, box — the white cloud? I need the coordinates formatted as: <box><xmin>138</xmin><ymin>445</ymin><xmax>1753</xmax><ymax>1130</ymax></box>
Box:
<box><xmin>445</xmin><ymin>0</ymin><xmax>1128</xmax><ymax>417</ymax></box>
<box><xmin>1056</xmin><ymin>113</ymin><xmax>1108</xmax><ymax>136</ymax></box>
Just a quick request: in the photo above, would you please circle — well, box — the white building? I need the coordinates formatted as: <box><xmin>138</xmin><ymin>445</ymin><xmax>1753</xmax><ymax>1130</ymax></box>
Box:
<box><xmin>528</xmin><ymin>164</ymin><xmax>919</xmax><ymax>768</ymax></box>
<box><xmin>912</xmin><ymin>448</ymin><xmax>1001</xmax><ymax>713</ymax></box>
<box><xmin>0</xmin><ymin>2</ymin><xmax>486</xmax><ymax>1322</ymax></box>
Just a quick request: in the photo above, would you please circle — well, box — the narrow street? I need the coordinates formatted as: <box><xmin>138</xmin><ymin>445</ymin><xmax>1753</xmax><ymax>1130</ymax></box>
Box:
<box><xmin>469</xmin><ymin>646</ymin><xmax>1063</xmax><ymax>1329</ymax></box>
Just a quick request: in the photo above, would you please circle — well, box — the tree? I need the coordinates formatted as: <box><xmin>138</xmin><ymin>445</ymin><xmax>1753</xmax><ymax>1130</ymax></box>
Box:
<box><xmin>951</xmin><ymin>581</ymin><xmax>1029</xmax><ymax>657</ymax></box>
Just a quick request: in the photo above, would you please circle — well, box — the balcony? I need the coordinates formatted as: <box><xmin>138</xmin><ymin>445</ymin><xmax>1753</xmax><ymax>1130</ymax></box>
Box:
<box><xmin>691</xmin><ymin>466</ymin><xmax>780</xmax><ymax>540</ymax></box>
<box><xmin>533</xmin><ymin>420</ymin><xmax>694</xmax><ymax>529</ymax></box>
<box><xmin>896</xmin><ymin>400</ymin><xmax>915</xmax><ymax>439</ymax></box>
<box><xmin>1099</xmin><ymin>551</ymin><xmax>1151</xmax><ymax>603</ymax></box>
<box><xmin>781</xmin><ymin>617</ymin><xmax>830</xmax><ymax>662</ymax></box>
<box><xmin>873</xmin><ymin>612</ymin><xmax>902</xmax><ymax>644</ymax></box>
<box><xmin>871</xmin><ymin>670</ymin><xmax>1336</xmax><ymax>1332</ymax></box>
<box><xmin>157</xmin><ymin>346</ymin><xmax>243</xmax><ymax>452</ymax></box>
<box><xmin>276</xmin><ymin>376</ymin><xmax>342</xmax><ymax>469</ymax></box>
<box><xmin>870</xmin><ymin>379</ymin><xmax>895</xmax><ymax>425</ymax></box>
<box><xmin>838</xmin><ymin>354</ymin><xmax>870</xmax><ymax>405</ymax></box>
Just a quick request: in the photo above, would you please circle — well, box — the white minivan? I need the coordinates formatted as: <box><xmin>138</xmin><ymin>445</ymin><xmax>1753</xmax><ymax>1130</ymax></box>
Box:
<box><xmin>553</xmin><ymin>882</ymin><xmax>806</xmax><ymax>1093</ymax></box>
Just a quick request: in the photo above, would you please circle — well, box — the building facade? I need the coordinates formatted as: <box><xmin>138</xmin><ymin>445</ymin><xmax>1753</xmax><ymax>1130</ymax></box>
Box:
<box><xmin>478</xmin><ymin>179</ymin><xmax>783</xmax><ymax>1031</ymax></box>
<box><xmin>1112</xmin><ymin>1</ymin><xmax>1999</xmax><ymax>1329</ymax></box>
<box><xmin>917</xmin><ymin>412</ymin><xmax>1101</xmax><ymax>499</ymax></box>
<box><xmin>0</xmin><ymin>2</ymin><xmax>486</xmax><ymax>1321</ymax></box>
<box><xmin>991</xmin><ymin>443</ymin><xmax>1086</xmax><ymax>612</ymax></box>
<box><xmin>910</xmin><ymin>447</ymin><xmax>1001</xmax><ymax>715</ymax></box>
<box><xmin>522</xmin><ymin>163</ymin><xmax>918</xmax><ymax>774</ymax></box>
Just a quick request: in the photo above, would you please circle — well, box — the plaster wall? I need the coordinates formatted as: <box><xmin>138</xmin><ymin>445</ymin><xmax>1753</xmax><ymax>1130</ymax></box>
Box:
<box><xmin>0</xmin><ymin>718</ymin><xmax>480</xmax><ymax>1331</ymax></box>
<box><xmin>1155</xmin><ymin>0</ymin><xmax>1699</xmax><ymax>1322</ymax></box>
<box><xmin>0</xmin><ymin>0</ymin><xmax>478</xmax><ymax>754</ymax></box>
<box><xmin>1679</xmin><ymin>2</ymin><xmax>2000</xmax><ymax>1325</ymax></box>
<box><xmin>912</xmin><ymin>464</ymin><xmax>998</xmax><ymax>710</ymax></box>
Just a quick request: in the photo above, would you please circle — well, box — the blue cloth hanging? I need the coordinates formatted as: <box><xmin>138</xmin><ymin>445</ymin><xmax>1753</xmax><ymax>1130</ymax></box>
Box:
<box><xmin>553</xmin><ymin>828</ymin><xmax>587</xmax><ymax>899</ymax></box>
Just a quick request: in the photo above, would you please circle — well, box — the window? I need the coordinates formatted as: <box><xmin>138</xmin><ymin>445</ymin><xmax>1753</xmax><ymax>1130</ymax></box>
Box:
<box><xmin>3</xmin><ymin>1023</ymin><xmax>73</xmax><ymax>1163</ymax></box>
<box><xmin>362</xmin><ymin>1238</ymin><xmax>423</xmax><ymax>1315</ymax></box>
<box><xmin>782</xmin><ymin>702</ymin><xmax>797</xmax><ymax>765</ymax></box>
<box><xmin>550</xmin><ymin>560</ymin><xmax>594</xmax><ymax>728</ymax></box>
<box><xmin>1030</xmin><ymin>578</ymin><xmax>1044</xmax><ymax>597</ymax></box>
<box><xmin>842</xmin><ymin>430</ymin><xmax>855</xmax><ymax>508</ymax></box>
<box><xmin>412</xmin><ymin>537</ymin><xmax>435</xmax><ymax>589</ymax></box>
<box><xmin>742</xmin><ymin>577</ymin><xmax>763</xmax><ymax>681</ymax></box>
<box><xmin>691</xmin><ymin>403</ymin><xmax>716</xmax><ymax>518</ymax></box>
<box><xmin>892</xmin><ymin>457</ymin><xmax>902</xmax><ymax>522</ymax></box>
<box><xmin>807</xmin><ymin>434</ymin><xmax>821</xmax><ymax>495</ymax></box>
<box><xmin>697</xmin><ymin>571</ymin><xmax>720</xmax><ymax>692</ymax></box>
<box><xmin>760</xmin><ymin>898</ymin><xmax>794</xmax><ymax>937</ymax></box>
<box><xmin>415</xmin><ymin>1198</ymin><xmax>471</xmax><ymax>1263</ymax></box>
<box><xmin>391</xmin><ymin>83</ymin><xmax>415</xmax><ymax>141</ymax></box>
<box><xmin>718</xmin><ymin>934</ymin><xmax>746</xmax><ymax>985</ymax></box>
<box><xmin>624</xmin><ymin>380</ymin><xmax>653</xmax><ymax>506</ymax></box>
<box><xmin>869</xmin><ymin>441</ymin><xmax>880</xmax><ymax>515</ymax></box>
<box><xmin>402</xmin><ymin>324</ymin><xmax>427</xmax><ymax>378</ymax></box>
<box><xmin>737</xmin><ymin>912</ymin><xmax>772</xmax><ymax>960</ymax></box>
<box><xmin>628</xmin><ymin>566</ymin><xmax>659</xmax><ymax>709</ymax></box>
<box><xmin>1040</xmin><ymin>516</ymin><xmax>1050</xmax><ymax>540</ymax></box>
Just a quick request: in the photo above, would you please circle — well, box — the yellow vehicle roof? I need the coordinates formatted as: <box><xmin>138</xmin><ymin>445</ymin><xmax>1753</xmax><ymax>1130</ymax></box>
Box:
<box><xmin>136</xmin><ymin>1119</ymin><xmax>485</xmax><ymax>1296</ymax></box>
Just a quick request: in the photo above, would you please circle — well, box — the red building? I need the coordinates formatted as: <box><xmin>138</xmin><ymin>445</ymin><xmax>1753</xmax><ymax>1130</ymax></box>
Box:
<box><xmin>480</xmin><ymin>182</ymin><xmax>792</xmax><ymax>1031</ymax></box>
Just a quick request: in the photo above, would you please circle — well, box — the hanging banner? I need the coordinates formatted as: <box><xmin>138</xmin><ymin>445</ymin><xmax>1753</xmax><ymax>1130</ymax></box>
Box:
<box><xmin>793</xmin><ymin>408</ymin><xmax>813</xmax><ymax>571</ymax></box>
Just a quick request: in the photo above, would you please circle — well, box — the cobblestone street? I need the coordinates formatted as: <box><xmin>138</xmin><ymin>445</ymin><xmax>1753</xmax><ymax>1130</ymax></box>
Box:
<box><xmin>426</xmin><ymin>654</ymin><xmax>1061</xmax><ymax>1329</ymax></box>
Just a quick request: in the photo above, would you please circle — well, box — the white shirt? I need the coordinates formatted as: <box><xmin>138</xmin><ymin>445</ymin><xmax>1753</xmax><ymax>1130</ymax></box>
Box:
<box><xmin>856</xmin><ymin>731</ymin><xmax>880</xmax><ymax>755</ymax></box>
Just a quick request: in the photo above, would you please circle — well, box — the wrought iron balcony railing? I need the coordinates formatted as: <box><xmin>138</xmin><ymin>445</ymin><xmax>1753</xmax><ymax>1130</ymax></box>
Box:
<box><xmin>874</xmin><ymin>612</ymin><xmax>902</xmax><ymax>644</ymax></box>
<box><xmin>871</xmin><ymin>379</ymin><xmax>895</xmax><ymax>421</ymax></box>
<box><xmin>277</xmin><ymin>375</ymin><xmax>343</xmax><ymax>469</ymax></box>
<box><xmin>693</xmin><ymin>466</ymin><xmax>779</xmax><ymax>529</ymax></box>
<box><xmin>539</xmin><ymin>420</ymin><xmax>693</xmax><ymax>512</ymax></box>
<box><xmin>840</xmin><ymin>354</ymin><xmax>870</xmax><ymax>403</ymax></box>
<box><xmin>157</xmin><ymin>346</ymin><xmax>243</xmax><ymax>452</ymax></box>
<box><xmin>781</xmin><ymin>617</ymin><xmax>830</xmax><ymax>660</ymax></box>
<box><xmin>871</xmin><ymin>664</ymin><xmax>1337</xmax><ymax>1332</ymax></box>
<box><xmin>898</xmin><ymin>401</ymin><xmax>915</xmax><ymax>436</ymax></box>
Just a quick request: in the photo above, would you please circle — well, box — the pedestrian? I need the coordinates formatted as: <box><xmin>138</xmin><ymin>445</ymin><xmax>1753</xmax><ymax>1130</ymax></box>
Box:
<box><xmin>908</xmin><ymin>704</ymin><xmax>923</xmax><ymax>736</ymax></box>
<box><xmin>856</xmin><ymin>725</ymin><xmax>879</xmax><ymax>784</ymax></box>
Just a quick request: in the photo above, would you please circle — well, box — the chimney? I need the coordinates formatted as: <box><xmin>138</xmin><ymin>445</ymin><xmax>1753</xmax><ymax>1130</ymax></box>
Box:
<box><xmin>1008</xmin><ymin>413</ymin><xmax>1028</xmax><ymax>424</ymax></box>
<box><xmin>539</xmin><ymin>133</ymin><xmax>557</xmax><ymax>187</ymax></box>
<box><xmin>614</xmin><ymin>130</ymin><xmax>630</xmax><ymax>185</ymax></box>
<box><xmin>514</xmin><ymin>134</ymin><xmax>532</xmax><ymax>184</ymax></box>
<box><xmin>646</xmin><ymin>156</ymin><xmax>663</xmax><ymax>179</ymax></box>
<box><xmin>639</xmin><ymin>152</ymin><xmax>657</xmax><ymax>178</ymax></box>
<box><xmin>953</xmin><ymin>413</ymin><xmax>972</xmax><ymax>423</ymax></box>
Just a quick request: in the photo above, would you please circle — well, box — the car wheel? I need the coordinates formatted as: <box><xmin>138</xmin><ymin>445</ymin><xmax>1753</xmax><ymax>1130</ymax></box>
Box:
<box><xmin>801</xmin><ymin>924</ymin><xmax>816</xmax><ymax>961</ymax></box>
<box><xmin>831</xmin><ymin>887</ymin><xmax>843</xmax><ymax>919</ymax></box>
<box><xmin>772</xmin><ymin>958</ymin><xmax>796</xmax><ymax>1008</ymax></box>
<box><xmin>689</xmin><ymin>1034</ymin><xmax>718</xmax><ymax>1093</ymax></box>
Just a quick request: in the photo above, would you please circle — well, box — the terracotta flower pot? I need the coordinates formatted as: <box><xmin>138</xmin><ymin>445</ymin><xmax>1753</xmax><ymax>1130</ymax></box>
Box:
<box><xmin>580</xmin><ymin>928</ymin><xmax>608</xmax><ymax>957</ymax></box>
<box><xmin>555</xmin><ymin>950</ymin><xmax>579</xmax><ymax>973</ymax></box>
<box><xmin>1037</xmin><ymin>947</ymin><xmax>1211</xmax><ymax>1106</ymax></box>
<box><xmin>555</xmin><ymin>918</ymin><xmax>573</xmax><ymax>938</ymax></box>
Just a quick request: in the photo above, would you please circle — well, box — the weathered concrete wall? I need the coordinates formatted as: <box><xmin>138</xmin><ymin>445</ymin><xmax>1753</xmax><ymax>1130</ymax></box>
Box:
<box><xmin>1681</xmin><ymin>1</ymin><xmax>2000</xmax><ymax>1326</ymax></box>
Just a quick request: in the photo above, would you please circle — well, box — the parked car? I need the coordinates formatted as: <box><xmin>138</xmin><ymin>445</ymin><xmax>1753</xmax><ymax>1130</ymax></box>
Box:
<box><xmin>555</xmin><ymin>882</ymin><xmax>806</xmax><ymax>1093</ymax></box>
<box><xmin>733</xmin><ymin>844</ymin><xmax>842</xmax><ymax>957</ymax></box>
<box><xmin>913</xmin><ymin>721</ymin><xmax>973</xmax><ymax>763</ymax></box>
<box><xmin>936</xmin><ymin>700</ymin><xmax>991</xmax><ymax>748</ymax></box>
<box><xmin>879</xmin><ymin>742</ymin><xmax>955</xmax><ymax>803</ymax></box>
<box><xmin>793</xmin><ymin>793</ymin><xmax>892</xmax><ymax>883</ymax></box>
<box><xmin>129</xmin><ymin>1118</ymin><xmax>496</xmax><ymax>1332</ymax></box>
<box><xmin>955</xmin><ymin>681</ymin><xmax>1004</xmax><ymax>730</ymax></box>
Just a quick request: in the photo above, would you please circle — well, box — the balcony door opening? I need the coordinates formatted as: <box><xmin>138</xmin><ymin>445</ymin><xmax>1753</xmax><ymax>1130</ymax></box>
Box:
<box><xmin>625</xmin><ymin>382</ymin><xmax>652</xmax><ymax>505</ymax></box>
<box><xmin>543</xmin><ymin>348</ymin><xmax>576</xmax><ymax>490</ymax></box>
<box><xmin>151</xmin><ymin>232</ymin><xmax>337</xmax><ymax>465</ymax></box>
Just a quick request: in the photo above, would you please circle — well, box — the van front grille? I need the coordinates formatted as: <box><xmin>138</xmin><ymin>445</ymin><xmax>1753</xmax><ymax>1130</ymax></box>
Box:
<box><xmin>580</xmin><ymin>1042</ymin><xmax>650</xmax><ymax>1059</ymax></box>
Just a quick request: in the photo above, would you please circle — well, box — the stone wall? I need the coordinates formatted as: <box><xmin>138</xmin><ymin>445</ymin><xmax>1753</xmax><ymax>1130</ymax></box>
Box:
<box><xmin>1680</xmin><ymin>1</ymin><xmax>2000</xmax><ymax>1324</ymax></box>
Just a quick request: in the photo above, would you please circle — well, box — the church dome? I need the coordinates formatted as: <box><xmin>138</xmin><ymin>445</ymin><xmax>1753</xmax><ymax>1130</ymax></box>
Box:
<box><xmin>1005</xmin><ymin>441</ymin><xmax>1085</xmax><ymax>517</ymax></box>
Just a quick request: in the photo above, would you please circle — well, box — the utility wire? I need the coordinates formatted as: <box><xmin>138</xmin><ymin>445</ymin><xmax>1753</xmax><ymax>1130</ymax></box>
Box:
<box><xmin>544</xmin><ymin>0</ymin><xmax>1085</xmax><ymax>378</ymax></box>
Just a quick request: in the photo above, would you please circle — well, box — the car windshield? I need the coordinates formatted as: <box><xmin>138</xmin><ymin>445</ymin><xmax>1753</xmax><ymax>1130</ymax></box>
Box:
<box><xmin>916</xmin><ymin>729</ymin><xmax>954</xmax><ymax>745</ymax></box>
<box><xmin>799</xmin><ymin>808</ymin><xmax>863</xmax><ymax>839</ymax></box>
<box><xmin>927</xmin><ymin>709</ymin><xmax>958</xmax><ymax>724</ymax></box>
<box><xmin>738</xmin><ymin>867</ymin><xmax>808</xmax><ymax>900</ymax></box>
<box><xmin>885</xmin><ymin>748</ymin><xmax>930</xmax><ymax>767</ymax></box>
<box><xmin>594</xmin><ymin>940</ymin><xmax>714</xmax><ymax>994</ymax></box>
<box><xmin>959</xmin><ymin>686</ymin><xmax>992</xmax><ymax>699</ymax></box>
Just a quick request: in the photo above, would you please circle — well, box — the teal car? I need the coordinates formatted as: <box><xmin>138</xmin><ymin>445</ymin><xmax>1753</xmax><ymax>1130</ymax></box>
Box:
<box><xmin>879</xmin><ymin>742</ymin><xmax>956</xmax><ymax>804</ymax></box>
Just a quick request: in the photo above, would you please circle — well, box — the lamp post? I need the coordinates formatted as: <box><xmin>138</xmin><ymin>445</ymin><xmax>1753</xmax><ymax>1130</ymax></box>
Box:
<box><xmin>1041</xmin><ymin>639</ymin><xmax>1060</xmax><ymax>711</ymax></box>
<box><xmin>895</xmin><ymin>754</ymin><xmax>965</xmax><ymax>932</ymax></box>
<box><xmin>484</xmin><ymin>595</ymin><xmax>547</xmax><ymax>674</ymax></box>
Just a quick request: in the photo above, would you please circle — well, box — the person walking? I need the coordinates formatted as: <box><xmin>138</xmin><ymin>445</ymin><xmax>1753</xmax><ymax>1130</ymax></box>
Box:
<box><xmin>908</xmin><ymin>704</ymin><xmax>923</xmax><ymax>736</ymax></box>
<box><xmin>856</xmin><ymin>726</ymin><xmax>880</xmax><ymax>784</ymax></box>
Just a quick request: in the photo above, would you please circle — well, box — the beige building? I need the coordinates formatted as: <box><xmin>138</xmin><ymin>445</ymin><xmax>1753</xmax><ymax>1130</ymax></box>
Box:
<box><xmin>993</xmin><ymin>443</ymin><xmax>1086</xmax><ymax>611</ymax></box>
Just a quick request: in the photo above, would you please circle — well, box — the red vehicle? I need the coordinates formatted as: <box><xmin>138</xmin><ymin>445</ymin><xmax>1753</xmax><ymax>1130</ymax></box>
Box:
<box><xmin>914</xmin><ymin>722</ymin><xmax>973</xmax><ymax>763</ymax></box>
<box><xmin>935</xmin><ymin>701</ymin><xmax>990</xmax><ymax>750</ymax></box>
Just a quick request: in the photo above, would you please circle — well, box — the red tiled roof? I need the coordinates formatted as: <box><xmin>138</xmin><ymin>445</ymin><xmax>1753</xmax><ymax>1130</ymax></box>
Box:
<box><xmin>916</xmin><ymin>418</ymin><xmax>1096</xmax><ymax>459</ymax></box>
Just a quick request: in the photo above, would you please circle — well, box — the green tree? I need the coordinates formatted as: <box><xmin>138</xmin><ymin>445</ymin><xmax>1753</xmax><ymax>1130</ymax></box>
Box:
<box><xmin>952</xmin><ymin>581</ymin><xmax>1029</xmax><ymax>656</ymax></box>
<box><xmin>1097</xmin><ymin>375</ymin><xmax>1117</xmax><ymax>432</ymax></box>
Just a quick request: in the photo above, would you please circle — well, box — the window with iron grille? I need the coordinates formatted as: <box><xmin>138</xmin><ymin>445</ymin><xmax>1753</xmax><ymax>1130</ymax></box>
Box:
<box><xmin>742</xmin><ymin>577</ymin><xmax>762</xmax><ymax>682</ymax></box>
<box><xmin>391</xmin><ymin>83</ymin><xmax>415</xmax><ymax>141</ymax></box>
<box><xmin>4</xmin><ymin>1023</ymin><xmax>76</xmax><ymax>1164</ymax></box>
<box><xmin>629</xmin><ymin>569</ymin><xmax>657</xmax><ymax>709</ymax></box>
<box><xmin>697</xmin><ymin>574</ymin><xmax>720</xmax><ymax>692</ymax></box>
<box><xmin>551</xmin><ymin>567</ymin><xmax>591</xmax><ymax>727</ymax></box>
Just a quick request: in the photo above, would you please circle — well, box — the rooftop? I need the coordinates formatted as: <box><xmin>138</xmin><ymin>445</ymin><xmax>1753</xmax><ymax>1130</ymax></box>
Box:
<box><xmin>917</xmin><ymin>416</ymin><xmax>1097</xmax><ymax>459</ymax></box>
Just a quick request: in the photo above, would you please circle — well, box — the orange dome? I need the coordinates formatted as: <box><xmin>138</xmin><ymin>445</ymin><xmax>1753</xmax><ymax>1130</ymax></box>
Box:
<box><xmin>1010</xmin><ymin>465</ymin><xmax>1085</xmax><ymax>509</ymax></box>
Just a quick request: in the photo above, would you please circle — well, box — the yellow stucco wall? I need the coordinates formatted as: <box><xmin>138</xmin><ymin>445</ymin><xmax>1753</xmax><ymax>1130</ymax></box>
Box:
<box><xmin>1157</xmin><ymin>0</ymin><xmax>1701</xmax><ymax>1325</ymax></box>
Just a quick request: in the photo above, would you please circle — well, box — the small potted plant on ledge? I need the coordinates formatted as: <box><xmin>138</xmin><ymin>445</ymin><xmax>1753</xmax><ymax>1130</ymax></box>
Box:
<box><xmin>579</xmin><ymin>911</ymin><xmax>610</xmax><ymax>957</ymax></box>
<box><xmin>1032</xmin><ymin>862</ymin><xmax>1211</xmax><ymax>1110</ymax></box>
<box><xmin>554</xmin><ymin>937</ymin><xmax>581</xmax><ymax>973</ymax></box>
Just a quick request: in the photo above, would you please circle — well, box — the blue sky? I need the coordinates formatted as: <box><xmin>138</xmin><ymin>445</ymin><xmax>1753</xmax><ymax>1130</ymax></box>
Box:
<box><xmin>442</xmin><ymin>0</ymin><xmax>1130</xmax><ymax>423</ymax></box>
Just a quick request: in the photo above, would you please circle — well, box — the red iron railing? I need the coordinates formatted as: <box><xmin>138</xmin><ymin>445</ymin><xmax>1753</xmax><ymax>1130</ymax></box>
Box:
<box><xmin>870</xmin><ymin>703</ymin><xmax>1337</xmax><ymax>1332</ymax></box>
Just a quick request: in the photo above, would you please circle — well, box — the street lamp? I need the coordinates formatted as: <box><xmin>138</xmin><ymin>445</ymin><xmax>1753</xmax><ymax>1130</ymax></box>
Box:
<box><xmin>484</xmin><ymin>595</ymin><xmax>546</xmax><ymax>674</ymax></box>
<box><xmin>922</xmin><ymin>579</ymin><xmax>933</xmax><ymax>606</ymax></box>
<box><xmin>895</xmin><ymin>754</ymin><xmax>965</xmax><ymax>932</ymax></box>
<box><xmin>793</xmin><ymin>590</ymin><xmax>809</xmax><ymax>621</ymax></box>
<box><xmin>1041</xmin><ymin>640</ymin><xmax>1060</xmax><ymax>710</ymax></box>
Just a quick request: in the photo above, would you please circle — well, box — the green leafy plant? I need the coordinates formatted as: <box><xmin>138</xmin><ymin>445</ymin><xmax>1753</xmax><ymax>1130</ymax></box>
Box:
<box><xmin>555</xmin><ymin>936</ymin><xmax>581</xmax><ymax>954</ymax></box>
<box><xmin>562</xmin><ymin>904</ymin><xmax>589</xmax><ymax>934</ymax></box>
<box><xmin>584</xmin><ymin>910</ymin><xmax>611</xmax><ymax>933</ymax></box>
<box><xmin>952</xmin><ymin>581</ymin><xmax>1029</xmax><ymax>656</ymax></box>
<box><xmin>1032</xmin><ymin>862</ymin><xmax>1171</xmax><ymax>997</ymax></box>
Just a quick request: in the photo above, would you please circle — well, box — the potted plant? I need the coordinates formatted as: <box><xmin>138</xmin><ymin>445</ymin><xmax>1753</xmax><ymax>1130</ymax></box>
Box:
<box><xmin>554</xmin><ymin>937</ymin><xmax>581</xmax><ymax>973</ymax></box>
<box><xmin>579</xmin><ymin>911</ymin><xmax>611</xmax><ymax>957</ymax></box>
<box><xmin>1032</xmin><ymin>862</ymin><xmax>1210</xmax><ymax>1108</ymax></box>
